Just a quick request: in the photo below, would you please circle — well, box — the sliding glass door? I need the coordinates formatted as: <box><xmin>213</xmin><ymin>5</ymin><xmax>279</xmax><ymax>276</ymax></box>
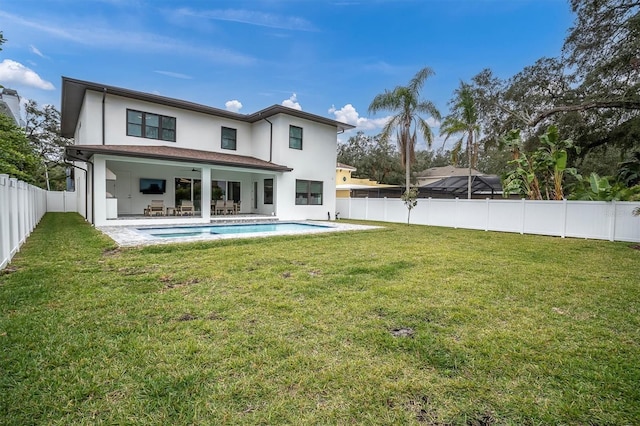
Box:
<box><xmin>175</xmin><ymin>178</ymin><xmax>201</xmax><ymax>210</ymax></box>
<box><xmin>212</xmin><ymin>180</ymin><xmax>241</xmax><ymax>202</ymax></box>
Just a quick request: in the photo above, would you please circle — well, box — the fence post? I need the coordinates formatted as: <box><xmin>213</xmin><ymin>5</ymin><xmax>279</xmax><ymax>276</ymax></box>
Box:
<box><xmin>383</xmin><ymin>197</ymin><xmax>388</xmax><ymax>221</ymax></box>
<box><xmin>454</xmin><ymin>198</ymin><xmax>459</xmax><ymax>229</ymax></box>
<box><xmin>561</xmin><ymin>199</ymin><xmax>568</xmax><ymax>238</ymax></box>
<box><xmin>8</xmin><ymin>178</ymin><xmax>18</xmax><ymax>256</ymax></box>
<box><xmin>485</xmin><ymin>198</ymin><xmax>490</xmax><ymax>232</ymax></box>
<box><xmin>520</xmin><ymin>198</ymin><xmax>526</xmax><ymax>235</ymax></box>
<box><xmin>0</xmin><ymin>175</ymin><xmax>9</xmax><ymax>269</ymax></box>
<box><xmin>365</xmin><ymin>196</ymin><xmax>369</xmax><ymax>220</ymax></box>
<box><xmin>609</xmin><ymin>201</ymin><xmax>616</xmax><ymax>242</ymax></box>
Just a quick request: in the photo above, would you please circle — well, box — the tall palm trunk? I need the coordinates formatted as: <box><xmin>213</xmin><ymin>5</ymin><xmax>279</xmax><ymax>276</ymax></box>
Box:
<box><xmin>467</xmin><ymin>132</ymin><xmax>473</xmax><ymax>199</ymax></box>
<box><xmin>405</xmin><ymin>122</ymin><xmax>411</xmax><ymax>192</ymax></box>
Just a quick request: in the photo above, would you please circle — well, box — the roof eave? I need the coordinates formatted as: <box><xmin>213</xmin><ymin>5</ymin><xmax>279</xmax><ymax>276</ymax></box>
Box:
<box><xmin>65</xmin><ymin>146</ymin><xmax>293</xmax><ymax>173</ymax></box>
<box><xmin>60</xmin><ymin>77</ymin><xmax>355</xmax><ymax>138</ymax></box>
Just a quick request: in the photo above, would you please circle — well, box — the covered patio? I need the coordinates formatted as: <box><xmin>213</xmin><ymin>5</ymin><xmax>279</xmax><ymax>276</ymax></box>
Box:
<box><xmin>66</xmin><ymin>145</ymin><xmax>292</xmax><ymax>226</ymax></box>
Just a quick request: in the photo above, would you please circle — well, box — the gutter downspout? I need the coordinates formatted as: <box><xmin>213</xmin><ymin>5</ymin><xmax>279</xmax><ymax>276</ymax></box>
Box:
<box><xmin>89</xmin><ymin>159</ymin><xmax>94</xmax><ymax>225</ymax></box>
<box><xmin>101</xmin><ymin>87</ymin><xmax>107</xmax><ymax>145</ymax></box>
<box><xmin>264</xmin><ymin>117</ymin><xmax>273</xmax><ymax>162</ymax></box>
<box><xmin>66</xmin><ymin>153</ymin><xmax>91</xmax><ymax>223</ymax></box>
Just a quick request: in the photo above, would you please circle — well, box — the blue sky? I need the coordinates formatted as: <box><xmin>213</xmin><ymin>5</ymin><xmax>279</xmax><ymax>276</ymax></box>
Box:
<box><xmin>0</xmin><ymin>0</ymin><xmax>573</xmax><ymax>148</ymax></box>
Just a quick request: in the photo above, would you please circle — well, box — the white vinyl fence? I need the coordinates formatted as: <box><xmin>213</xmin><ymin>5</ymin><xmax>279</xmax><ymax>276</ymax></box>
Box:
<box><xmin>337</xmin><ymin>197</ymin><xmax>640</xmax><ymax>243</ymax></box>
<box><xmin>0</xmin><ymin>174</ymin><xmax>48</xmax><ymax>270</ymax></box>
<box><xmin>0</xmin><ymin>173</ymin><xmax>78</xmax><ymax>270</ymax></box>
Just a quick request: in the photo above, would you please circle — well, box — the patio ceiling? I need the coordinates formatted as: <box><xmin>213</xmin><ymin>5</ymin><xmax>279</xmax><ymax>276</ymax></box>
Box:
<box><xmin>65</xmin><ymin>145</ymin><xmax>293</xmax><ymax>172</ymax></box>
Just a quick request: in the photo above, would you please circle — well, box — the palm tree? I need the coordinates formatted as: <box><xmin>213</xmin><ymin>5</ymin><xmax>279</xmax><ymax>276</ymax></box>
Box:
<box><xmin>440</xmin><ymin>81</ymin><xmax>480</xmax><ymax>199</ymax></box>
<box><xmin>368</xmin><ymin>67</ymin><xmax>441</xmax><ymax>192</ymax></box>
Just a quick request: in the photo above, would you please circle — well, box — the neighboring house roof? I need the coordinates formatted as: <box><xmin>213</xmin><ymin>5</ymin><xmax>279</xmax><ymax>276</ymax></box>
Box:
<box><xmin>416</xmin><ymin>165</ymin><xmax>483</xmax><ymax>178</ymax></box>
<box><xmin>421</xmin><ymin>175</ymin><xmax>502</xmax><ymax>196</ymax></box>
<box><xmin>0</xmin><ymin>102</ymin><xmax>15</xmax><ymax>124</ymax></box>
<box><xmin>65</xmin><ymin>145</ymin><xmax>293</xmax><ymax>172</ymax></box>
<box><xmin>60</xmin><ymin>77</ymin><xmax>355</xmax><ymax>138</ymax></box>
<box><xmin>0</xmin><ymin>88</ymin><xmax>23</xmax><ymax>127</ymax></box>
<box><xmin>336</xmin><ymin>183</ymin><xmax>398</xmax><ymax>190</ymax></box>
<box><xmin>336</xmin><ymin>162</ymin><xmax>357</xmax><ymax>171</ymax></box>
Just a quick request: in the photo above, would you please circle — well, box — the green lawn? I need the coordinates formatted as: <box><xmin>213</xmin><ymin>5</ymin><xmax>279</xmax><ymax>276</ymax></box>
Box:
<box><xmin>1</xmin><ymin>213</ymin><xmax>639</xmax><ymax>425</ymax></box>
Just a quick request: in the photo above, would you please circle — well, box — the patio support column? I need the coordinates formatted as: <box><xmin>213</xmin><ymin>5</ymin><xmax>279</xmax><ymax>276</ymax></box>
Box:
<box><xmin>93</xmin><ymin>156</ymin><xmax>108</xmax><ymax>226</ymax></box>
<box><xmin>201</xmin><ymin>167</ymin><xmax>211</xmax><ymax>218</ymax></box>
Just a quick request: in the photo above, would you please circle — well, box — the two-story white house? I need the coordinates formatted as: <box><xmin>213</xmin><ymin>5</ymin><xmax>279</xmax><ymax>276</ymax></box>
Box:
<box><xmin>60</xmin><ymin>77</ymin><xmax>354</xmax><ymax>227</ymax></box>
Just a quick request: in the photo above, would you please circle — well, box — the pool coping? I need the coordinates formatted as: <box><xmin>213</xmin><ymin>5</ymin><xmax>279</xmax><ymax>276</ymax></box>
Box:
<box><xmin>98</xmin><ymin>221</ymin><xmax>381</xmax><ymax>247</ymax></box>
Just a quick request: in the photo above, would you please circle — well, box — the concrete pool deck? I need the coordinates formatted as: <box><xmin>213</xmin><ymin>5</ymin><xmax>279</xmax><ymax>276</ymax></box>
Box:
<box><xmin>98</xmin><ymin>221</ymin><xmax>381</xmax><ymax>247</ymax></box>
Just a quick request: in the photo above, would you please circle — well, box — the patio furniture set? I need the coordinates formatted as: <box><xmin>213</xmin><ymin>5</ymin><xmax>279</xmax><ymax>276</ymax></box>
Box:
<box><xmin>143</xmin><ymin>200</ymin><xmax>240</xmax><ymax>216</ymax></box>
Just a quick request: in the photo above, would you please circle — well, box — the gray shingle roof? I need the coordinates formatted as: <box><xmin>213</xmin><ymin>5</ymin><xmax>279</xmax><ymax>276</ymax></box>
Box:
<box><xmin>61</xmin><ymin>77</ymin><xmax>355</xmax><ymax>138</ymax></box>
<box><xmin>65</xmin><ymin>145</ymin><xmax>292</xmax><ymax>172</ymax></box>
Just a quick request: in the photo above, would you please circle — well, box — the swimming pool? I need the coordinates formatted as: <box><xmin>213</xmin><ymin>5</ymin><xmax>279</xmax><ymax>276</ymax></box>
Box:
<box><xmin>138</xmin><ymin>222</ymin><xmax>332</xmax><ymax>238</ymax></box>
<box><xmin>99</xmin><ymin>221</ymin><xmax>380</xmax><ymax>246</ymax></box>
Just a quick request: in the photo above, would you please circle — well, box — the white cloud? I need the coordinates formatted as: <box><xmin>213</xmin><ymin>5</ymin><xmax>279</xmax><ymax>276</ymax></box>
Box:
<box><xmin>0</xmin><ymin>59</ymin><xmax>54</xmax><ymax>90</ymax></box>
<box><xmin>329</xmin><ymin>103</ymin><xmax>441</xmax><ymax>132</ymax></box>
<box><xmin>29</xmin><ymin>45</ymin><xmax>46</xmax><ymax>58</ymax></box>
<box><xmin>225</xmin><ymin>99</ymin><xmax>243</xmax><ymax>113</ymax></box>
<box><xmin>328</xmin><ymin>104</ymin><xmax>390</xmax><ymax>130</ymax></box>
<box><xmin>282</xmin><ymin>93</ymin><xmax>302</xmax><ymax>110</ymax></box>
<box><xmin>154</xmin><ymin>70</ymin><xmax>192</xmax><ymax>79</ymax></box>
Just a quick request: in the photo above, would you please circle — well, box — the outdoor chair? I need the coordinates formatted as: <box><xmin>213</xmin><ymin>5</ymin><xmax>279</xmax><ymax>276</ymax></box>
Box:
<box><xmin>179</xmin><ymin>200</ymin><xmax>194</xmax><ymax>216</ymax></box>
<box><xmin>214</xmin><ymin>200</ymin><xmax>226</xmax><ymax>215</ymax></box>
<box><xmin>147</xmin><ymin>200</ymin><xmax>165</xmax><ymax>216</ymax></box>
<box><xmin>223</xmin><ymin>201</ymin><xmax>235</xmax><ymax>215</ymax></box>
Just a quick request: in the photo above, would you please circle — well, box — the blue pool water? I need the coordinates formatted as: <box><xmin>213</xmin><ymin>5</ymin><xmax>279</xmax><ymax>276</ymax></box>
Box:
<box><xmin>138</xmin><ymin>222</ymin><xmax>331</xmax><ymax>238</ymax></box>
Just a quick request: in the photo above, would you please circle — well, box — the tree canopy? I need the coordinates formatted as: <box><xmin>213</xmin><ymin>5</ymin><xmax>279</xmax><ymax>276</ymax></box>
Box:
<box><xmin>0</xmin><ymin>114</ymin><xmax>40</xmax><ymax>183</ymax></box>
<box><xmin>24</xmin><ymin>100</ymin><xmax>73</xmax><ymax>190</ymax></box>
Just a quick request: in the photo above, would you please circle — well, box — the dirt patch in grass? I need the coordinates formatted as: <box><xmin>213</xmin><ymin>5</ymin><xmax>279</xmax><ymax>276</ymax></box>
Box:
<box><xmin>467</xmin><ymin>411</ymin><xmax>497</xmax><ymax>426</ymax></box>
<box><xmin>177</xmin><ymin>313</ymin><xmax>197</xmax><ymax>321</ymax></box>
<box><xmin>0</xmin><ymin>265</ymin><xmax>20</xmax><ymax>276</ymax></box>
<box><xmin>206</xmin><ymin>312</ymin><xmax>224</xmax><ymax>320</ymax></box>
<box><xmin>159</xmin><ymin>276</ymin><xmax>201</xmax><ymax>291</ymax></box>
<box><xmin>391</xmin><ymin>327</ymin><xmax>415</xmax><ymax>337</ymax></box>
<box><xmin>102</xmin><ymin>247</ymin><xmax>121</xmax><ymax>257</ymax></box>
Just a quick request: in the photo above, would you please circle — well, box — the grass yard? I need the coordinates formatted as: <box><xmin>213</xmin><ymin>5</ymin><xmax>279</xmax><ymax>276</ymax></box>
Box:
<box><xmin>1</xmin><ymin>213</ymin><xmax>639</xmax><ymax>425</ymax></box>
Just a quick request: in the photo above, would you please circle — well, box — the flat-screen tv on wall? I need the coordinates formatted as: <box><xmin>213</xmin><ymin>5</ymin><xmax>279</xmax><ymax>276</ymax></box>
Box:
<box><xmin>140</xmin><ymin>178</ymin><xmax>166</xmax><ymax>194</ymax></box>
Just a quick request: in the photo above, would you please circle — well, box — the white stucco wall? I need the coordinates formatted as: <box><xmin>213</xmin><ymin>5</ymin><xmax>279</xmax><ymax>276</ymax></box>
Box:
<box><xmin>73</xmin><ymin>90</ymin><xmax>342</xmax><ymax>223</ymax></box>
<box><xmin>100</xmin><ymin>94</ymin><xmax>255</xmax><ymax>155</ymax></box>
<box><xmin>269</xmin><ymin>114</ymin><xmax>338</xmax><ymax>220</ymax></box>
<box><xmin>75</xmin><ymin>91</ymin><xmax>103</xmax><ymax>145</ymax></box>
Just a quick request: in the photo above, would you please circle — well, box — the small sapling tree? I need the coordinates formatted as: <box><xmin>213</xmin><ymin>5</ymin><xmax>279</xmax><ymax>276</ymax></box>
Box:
<box><xmin>401</xmin><ymin>186</ymin><xmax>419</xmax><ymax>225</ymax></box>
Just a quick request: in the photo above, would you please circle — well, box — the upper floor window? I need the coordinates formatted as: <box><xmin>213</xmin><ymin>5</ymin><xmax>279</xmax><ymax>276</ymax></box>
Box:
<box><xmin>295</xmin><ymin>179</ymin><xmax>323</xmax><ymax>205</ymax></box>
<box><xmin>221</xmin><ymin>127</ymin><xmax>237</xmax><ymax>150</ymax></box>
<box><xmin>289</xmin><ymin>125</ymin><xmax>303</xmax><ymax>150</ymax></box>
<box><xmin>127</xmin><ymin>109</ymin><xmax>176</xmax><ymax>142</ymax></box>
